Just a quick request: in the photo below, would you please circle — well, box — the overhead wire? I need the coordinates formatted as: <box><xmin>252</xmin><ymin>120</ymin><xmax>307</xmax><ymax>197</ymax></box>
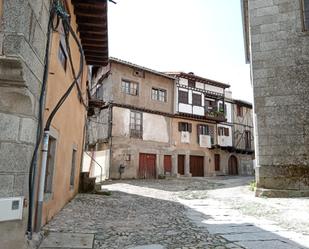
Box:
<box><xmin>27</xmin><ymin>0</ymin><xmax>86</xmax><ymax>238</ymax></box>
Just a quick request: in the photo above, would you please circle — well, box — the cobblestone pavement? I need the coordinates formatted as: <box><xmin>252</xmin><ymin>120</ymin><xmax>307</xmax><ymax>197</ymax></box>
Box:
<box><xmin>40</xmin><ymin>177</ymin><xmax>309</xmax><ymax>249</ymax></box>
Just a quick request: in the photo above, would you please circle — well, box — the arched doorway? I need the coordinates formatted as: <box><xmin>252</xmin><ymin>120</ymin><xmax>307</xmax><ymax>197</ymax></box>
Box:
<box><xmin>228</xmin><ymin>155</ymin><xmax>238</xmax><ymax>175</ymax></box>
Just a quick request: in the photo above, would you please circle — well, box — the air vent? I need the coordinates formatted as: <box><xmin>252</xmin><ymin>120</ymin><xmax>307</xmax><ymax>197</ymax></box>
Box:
<box><xmin>133</xmin><ymin>69</ymin><xmax>145</xmax><ymax>78</ymax></box>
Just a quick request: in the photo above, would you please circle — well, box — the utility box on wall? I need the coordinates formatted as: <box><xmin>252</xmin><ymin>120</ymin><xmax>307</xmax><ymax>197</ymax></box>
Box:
<box><xmin>0</xmin><ymin>197</ymin><xmax>24</xmax><ymax>222</ymax></box>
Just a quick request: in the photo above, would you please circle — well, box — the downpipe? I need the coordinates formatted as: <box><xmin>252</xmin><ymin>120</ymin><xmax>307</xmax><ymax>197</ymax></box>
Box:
<box><xmin>35</xmin><ymin>130</ymin><xmax>50</xmax><ymax>231</ymax></box>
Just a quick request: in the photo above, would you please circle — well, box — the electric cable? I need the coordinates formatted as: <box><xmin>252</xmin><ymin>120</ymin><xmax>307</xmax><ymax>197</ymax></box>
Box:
<box><xmin>27</xmin><ymin>0</ymin><xmax>85</xmax><ymax>238</ymax></box>
<box><xmin>26</xmin><ymin>3</ymin><xmax>56</xmax><ymax>239</ymax></box>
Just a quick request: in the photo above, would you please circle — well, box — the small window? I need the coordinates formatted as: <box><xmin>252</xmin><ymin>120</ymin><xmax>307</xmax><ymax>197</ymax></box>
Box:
<box><xmin>188</xmin><ymin>79</ymin><xmax>195</xmax><ymax>88</ymax></box>
<box><xmin>130</xmin><ymin>111</ymin><xmax>143</xmax><ymax>138</ymax></box>
<box><xmin>205</xmin><ymin>100</ymin><xmax>217</xmax><ymax>112</ymax></box>
<box><xmin>133</xmin><ymin>69</ymin><xmax>145</xmax><ymax>78</ymax></box>
<box><xmin>122</xmin><ymin>80</ymin><xmax>139</xmax><ymax>96</ymax></box>
<box><xmin>152</xmin><ymin>88</ymin><xmax>167</xmax><ymax>102</ymax></box>
<box><xmin>70</xmin><ymin>148</ymin><xmax>77</xmax><ymax>188</ymax></box>
<box><xmin>197</xmin><ymin>124</ymin><xmax>210</xmax><ymax>143</ymax></box>
<box><xmin>219</xmin><ymin>103</ymin><xmax>227</xmax><ymax>113</ymax></box>
<box><xmin>192</xmin><ymin>93</ymin><xmax>202</xmax><ymax>106</ymax></box>
<box><xmin>245</xmin><ymin>130</ymin><xmax>251</xmax><ymax>150</ymax></box>
<box><xmin>58</xmin><ymin>42</ymin><xmax>67</xmax><ymax>71</ymax></box>
<box><xmin>44</xmin><ymin>136</ymin><xmax>57</xmax><ymax>194</ymax></box>
<box><xmin>178</xmin><ymin>90</ymin><xmax>188</xmax><ymax>104</ymax></box>
<box><xmin>178</xmin><ymin>122</ymin><xmax>192</xmax><ymax>132</ymax></box>
<box><xmin>302</xmin><ymin>0</ymin><xmax>309</xmax><ymax>31</ymax></box>
<box><xmin>218</xmin><ymin>127</ymin><xmax>229</xmax><ymax>136</ymax></box>
<box><xmin>237</xmin><ymin>105</ymin><xmax>243</xmax><ymax>117</ymax></box>
<box><xmin>96</xmin><ymin>85</ymin><xmax>103</xmax><ymax>99</ymax></box>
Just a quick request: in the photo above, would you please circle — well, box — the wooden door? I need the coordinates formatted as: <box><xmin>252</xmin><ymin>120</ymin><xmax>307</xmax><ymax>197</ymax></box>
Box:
<box><xmin>190</xmin><ymin>156</ymin><xmax>204</xmax><ymax>177</ymax></box>
<box><xmin>178</xmin><ymin>155</ymin><xmax>185</xmax><ymax>175</ymax></box>
<box><xmin>139</xmin><ymin>153</ymin><xmax>156</xmax><ymax>179</ymax></box>
<box><xmin>164</xmin><ymin>155</ymin><xmax>172</xmax><ymax>174</ymax></box>
<box><xmin>228</xmin><ymin>155</ymin><xmax>238</xmax><ymax>175</ymax></box>
<box><xmin>214</xmin><ymin>154</ymin><xmax>220</xmax><ymax>171</ymax></box>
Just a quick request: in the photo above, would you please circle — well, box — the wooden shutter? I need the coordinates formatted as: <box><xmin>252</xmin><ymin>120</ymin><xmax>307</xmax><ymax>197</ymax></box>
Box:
<box><xmin>197</xmin><ymin>124</ymin><xmax>201</xmax><ymax>143</ymax></box>
<box><xmin>178</xmin><ymin>122</ymin><xmax>182</xmax><ymax>131</ymax></box>
<box><xmin>188</xmin><ymin>123</ymin><xmax>192</xmax><ymax>133</ymax></box>
<box><xmin>225</xmin><ymin>128</ymin><xmax>229</xmax><ymax>136</ymax></box>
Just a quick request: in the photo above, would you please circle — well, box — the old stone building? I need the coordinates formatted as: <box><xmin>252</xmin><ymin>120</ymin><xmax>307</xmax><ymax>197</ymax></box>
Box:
<box><xmin>242</xmin><ymin>0</ymin><xmax>309</xmax><ymax>196</ymax></box>
<box><xmin>87</xmin><ymin>58</ymin><xmax>255</xmax><ymax>179</ymax></box>
<box><xmin>0</xmin><ymin>0</ymin><xmax>108</xmax><ymax>248</ymax></box>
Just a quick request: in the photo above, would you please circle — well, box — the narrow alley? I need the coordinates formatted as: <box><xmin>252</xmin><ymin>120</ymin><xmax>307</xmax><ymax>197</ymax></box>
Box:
<box><xmin>39</xmin><ymin>177</ymin><xmax>309</xmax><ymax>249</ymax></box>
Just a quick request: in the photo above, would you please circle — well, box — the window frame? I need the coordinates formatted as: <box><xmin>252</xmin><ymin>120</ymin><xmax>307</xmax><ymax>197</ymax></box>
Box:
<box><xmin>301</xmin><ymin>0</ymin><xmax>309</xmax><ymax>32</ymax></box>
<box><xmin>192</xmin><ymin>93</ymin><xmax>202</xmax><ymax>106</ymax></box>
<box><xmin>245</xmin><ymin>130</ymin><xmax>251</xmax><ymax>150</ymax></box>
<box><xmin>178</xmin><ymin>122</ymin><xmax>192</xmax><ymax>132</ymax></box>
<box><xmin>130</xmin><ymin>111</ymin><xmax>143</xmax><ymax>138</ymax></box>
<box><xmin>236</xmin><ymin>105</ymin><xmax>243</xmax><ymax>117</ymax></box>
<box><xmin>70</xmin><ymin>147</ymin><xmax>77</xmax><ymax>189</ymax></box>
<box><xmin>178</xmin><ymin>90</ymin><xmax>189</xmax><ymax>104</ymax></box>
<box><xmin>152</xmin><ymin>87</ymin><xmax>167</xmax><ymax>102</ymax></box>
<box><xmin>121</xmin><ymin>80</ymin><xmax>139</xmax><ymax>96</ymax></box>
<box><xmin>58</xmin><ymin>41</ymin><xmax>67</xmax><ymax>72</ymax></box>
<box><xmin>44</xmin><ymin>135</ymin><xmax>57</xmax><ymax>195</ymax></box>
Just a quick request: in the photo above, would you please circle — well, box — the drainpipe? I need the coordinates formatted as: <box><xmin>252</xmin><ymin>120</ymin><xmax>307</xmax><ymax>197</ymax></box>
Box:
<box><xmin>35</xmin><ymin>130</ymin><xmax>50</xmax><ymax>231</ymax></box>
<box><xmin>108</xmin><ymin>104</ymin><xmax>113</xmax><ymax>179</ymax></box>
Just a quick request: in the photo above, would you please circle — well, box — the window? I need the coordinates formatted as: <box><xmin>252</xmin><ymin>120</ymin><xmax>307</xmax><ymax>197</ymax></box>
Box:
<box><xmin>58</xmin><ymin>41</ymin><xmax>67</xmax><ymax>71</ymax></box>
<box><xmin>70</xmin><ymin>148</ymin><xmax>77</xmax><ymax>188</ymax></box>
<box><xmin>152</xmin><ymin>88</ymin><xmax>167</xmax><ymax>102</ymax></box>
<box><xmin>96</xmin><ymin>85</ymin><xmax>103</xmax><ymax>99</ymax></box>
<box><xmin>197</xmin><ymin>124</ymin><xmax>209</xmax><ymax>143</ymax></box>
<box><xmin>178</xmin><ymin>90</ymin><xmax>188</xmax><ymax>104</ymax></box>
<box><xmin>121</xmin><ymin>80</ymin><xmax>139</xmax><ymax>96</ymax></box>
<box><xmin>205</xmin><ymin>100</ymin><xmax>217</xmax><ymax>112</ymax></box>
<box><xmin>245</xmin><ymin>131</ymin><xmax>251</xmax><ymax>150</ymax></box>
<box><xmin>302</xmin><ymin>0</ymin><xmax>309</xmax><ymax>31</ymax></box>
<box><xmin>188</xmin><ymin>79</ymin><xmax>195</xmax><ymax>88</ymax></box>
<box><xmin>218</xmin><ymin>127</ymin><xmax>229</xmax><ymax>136</ymax></box>
<box><xmin>237</xmin><ymin>105</ymin><xmax>243</xmax><ymax>117</ymax></box>
<box><xmin>130</xmin><ymin>111</ymin><xmax>142</xmax><ymax>138</ymax></box>
<box><xmin>219</xmin><ymin>103</ymin><xmax>227</xmax><ymax>113</ymax></box>
<box><xmin>178</xmin><ymin>122</ymin><xmax>192</xmax><ymax>132</ymax></box>
<box><xmin>192</xmin><ymin>93</ymin><xmax>202</xmax><ymax>106</ymax></box>
<box><xmin>44</xmin><ymin>136</ymin><xmax>57</xmax><ymax>194</ymax></box>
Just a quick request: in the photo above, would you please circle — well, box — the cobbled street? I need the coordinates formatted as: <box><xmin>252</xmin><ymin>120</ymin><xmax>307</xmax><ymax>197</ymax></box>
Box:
<box><xmin>40</xmin><ymin>177</ymin><xmax>309</xmax><ymax>249</ymax></box>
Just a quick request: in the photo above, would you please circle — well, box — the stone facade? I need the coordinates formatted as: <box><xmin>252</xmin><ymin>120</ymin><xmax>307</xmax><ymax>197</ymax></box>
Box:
<box><xmin>87</xmin><ymin>58</ymin><xmax>255</xmax><ymax>179</ymax></box>
<box><xmin>243</xmin><ymin>0</ymin><xmax>309</xmax><ymax>197</ymax></box>
<box><xmin>0</xmin><ymin>1</ymin><xmax>50</xmax><ymax>248</ymax></box>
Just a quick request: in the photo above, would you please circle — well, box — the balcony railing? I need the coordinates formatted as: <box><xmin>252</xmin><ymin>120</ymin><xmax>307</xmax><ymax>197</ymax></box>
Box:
<box><xmin>205</xmin><ymin>111</ymin><xmax>226</xmax><ymax>122</ymax></box>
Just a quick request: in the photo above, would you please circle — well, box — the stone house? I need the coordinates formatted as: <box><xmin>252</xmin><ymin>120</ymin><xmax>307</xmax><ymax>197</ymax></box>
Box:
<box><xmin>241</xmin><ymin>0</ymin><xmax>309</xmax><ymax>197</ymax></box>
<box><xmin>0</xmin><ymin>0</ymin><xmax>108</xmax><ymax>248</ymax></box>
<box><xmin>87</xmin><ymin>58</ymin><xmax>255</xmax><ymax>179</ymax></box>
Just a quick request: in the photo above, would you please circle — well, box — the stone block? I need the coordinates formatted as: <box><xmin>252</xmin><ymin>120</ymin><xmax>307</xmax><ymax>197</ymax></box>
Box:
<box><xmin>256</xmin><ymin>6</ymin><xmax>279</xmax><ymax>17</ymax></box>
<box><xmin>0</xmin><ymin>87</ymin><xmax>35</xmax><ymax>116</ymax></box>
<box><xmin>13</xmin><ymin>174</ymin><xmax>28</xmax><ymax>197</ymax></box>
<box><xmin>19</xmin><ymin>118</ymin><xmax>37</xmax><ymax>144</ymax></box>
<box><xmin>0</xmin><ymin>57</ymin><xmax>25</xmax><ymax>86</ymax></box>
<box><xmin>0</xmin><ymin>174</ymin><xmax>14</xmax><ymax>197</ymax></box>
<box><xmin>260</xmin><ymin>23</ymin><xmax>280</xmax><ymax>33</ymax></box>
<box><xmin>0</xmin><ymin>113</ymin><xmax>20</xmax><ymax>141</ymax></box>
<box><xmin>30</xmin><ymin>18</ymin><xmax>47</xmax><ymax>63</ymax></box>
<box><xmin>249</xmin><ymin>0</ymin><xmax>274</xmax><ymax>10</ymax></box>
<box><xmin>0</xmin><ymin>142</ymin><xmax>33</xmax><ymax>173</ymax></box>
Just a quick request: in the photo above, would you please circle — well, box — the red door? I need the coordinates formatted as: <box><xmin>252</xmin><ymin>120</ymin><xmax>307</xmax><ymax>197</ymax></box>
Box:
<box><xmin>178</xmin><ymin>155</ymin><xmax>185</xmax><ymax>175</ymax></box>
<box><xmin>139</xmin><ymin>153</ymin><xmax>156</xmax><ymax>179</ymax></box>
<box><xmin>228</xmin><ymin>155</ymin><xmax>238</xmax><ymax>175</ymax></box>
<box><xmin>164</xmin><ymin>155</ymin><xmax>172</xmax><ymax>174</ymax></box>
<box><xmin>215</xmin><ymin>154</ymin><xmax>220</xmax><ymax>171</ymax></box>
<box><xmin>190</xmin><ymin>156</ymin><xmax>204</xmax><ymax>177</ymax></box>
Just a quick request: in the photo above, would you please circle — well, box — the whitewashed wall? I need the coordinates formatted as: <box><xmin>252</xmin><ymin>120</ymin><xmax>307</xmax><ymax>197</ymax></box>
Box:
<box><xmin>143</xmin><ymin>113</ymin><xmax>169</xmax><ymax>143</ymax></box>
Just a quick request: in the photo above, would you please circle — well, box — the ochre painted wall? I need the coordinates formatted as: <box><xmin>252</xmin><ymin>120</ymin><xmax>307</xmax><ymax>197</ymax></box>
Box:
<box><xmin>37</xmin><ymin>0</ymin><xmax>88</xmax><ymax>226</ymax></box>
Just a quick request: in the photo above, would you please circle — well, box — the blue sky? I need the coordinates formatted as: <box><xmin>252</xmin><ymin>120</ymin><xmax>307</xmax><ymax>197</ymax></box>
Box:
<box><xmin>108</xmin><ymin>0</ymin><xmax>253</xmax><ymax>102</ymax></box>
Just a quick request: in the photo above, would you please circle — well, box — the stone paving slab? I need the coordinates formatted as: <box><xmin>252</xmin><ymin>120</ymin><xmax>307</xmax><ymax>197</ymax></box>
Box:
<box><xmin>40</xmin><ymin>232</ymin><xmax>94</xmax><ymax>248</ymax></box>
<box><xmin>127</xmin><ymin>245</ymin><xmax>164</xmax><ymax>249</ymax></box>
<box><xmin>235</xmin><ymin>240</ymin><xmax>303</xmax><ymax>249</ymax></box>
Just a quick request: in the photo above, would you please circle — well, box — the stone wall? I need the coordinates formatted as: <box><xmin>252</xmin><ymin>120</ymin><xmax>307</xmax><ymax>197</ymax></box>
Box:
<box><xmin>0</xmin><ymin>0</ymin><xmax>49</xmax><ymax>248</ymax></box>
<box><xmin>248</xmin><ymin>0</ymin><xmax>309</xmax><ymax>197</ymax></box>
